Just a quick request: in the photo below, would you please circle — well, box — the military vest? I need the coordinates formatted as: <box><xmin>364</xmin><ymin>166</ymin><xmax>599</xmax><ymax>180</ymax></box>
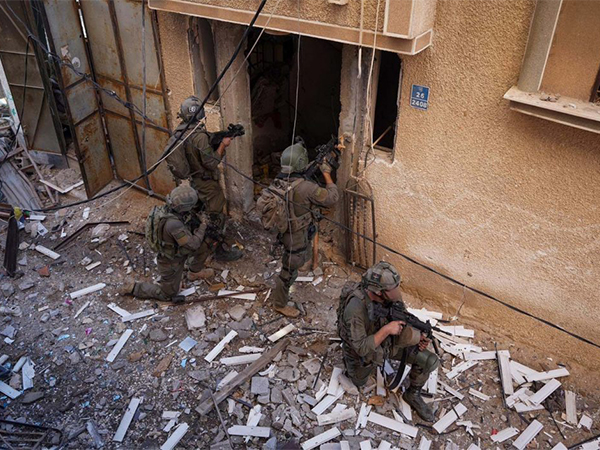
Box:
<box><xmin>145</xmin><ymin>205</ymin><xmax>179</xmax><ymax>259</ymax></box>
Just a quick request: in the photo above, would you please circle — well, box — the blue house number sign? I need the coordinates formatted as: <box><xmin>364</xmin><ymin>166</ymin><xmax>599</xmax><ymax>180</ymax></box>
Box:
<box><xmin>410</xmin><ymin>85</ymin><xmax>429</xmax><ymax>110</ymax></box>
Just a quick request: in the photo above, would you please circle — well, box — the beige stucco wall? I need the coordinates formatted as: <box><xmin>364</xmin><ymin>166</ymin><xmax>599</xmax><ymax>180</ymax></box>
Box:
<box><xmin>156</xmin><ymin>11</ymin><xmax>194</xmax><ymax>125</ymax></box>
<box><xmin>365</xmin><ymin>0</ymin><xmax>600</xmax><ymax>382</ymax></box>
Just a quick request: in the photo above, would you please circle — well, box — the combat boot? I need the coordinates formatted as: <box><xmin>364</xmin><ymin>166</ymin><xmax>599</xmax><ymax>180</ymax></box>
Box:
<box><xmin>188</xmin><ymin>268</ymin><xmax>215</xmax><ymax>281</ymax></box>
<box><xmin>273</xmin><ymin>305</ymin><xmax>301</xmax><ymax>318</ymax></box>
<box><xmin>215</xmin><ymin>243</ymin><xmax>242</xmax><ymax>262</ymax></box>
<box><xmin>403</xmin><ymin>386</ymin><xmax>435</xmax><ymax>422</ymax></box>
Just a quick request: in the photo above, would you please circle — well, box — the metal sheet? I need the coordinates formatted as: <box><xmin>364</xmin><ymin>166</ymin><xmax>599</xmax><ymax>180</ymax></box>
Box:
<box><xmin>41</xmin><ymin>0</ymin><xmax>90</xmax><ymax>87</ymax></box>
<box><xmin>137</xmin><ymin>124</ymin><xmax>174</xmax><ymax>195</ymax></box>
<box><xmin>112</xmin><ymin>0</ymin><xmax>161</xmax><ymax>88</ymax></box>
<box><xmin>73</xmin><ymin>112</ymin><xmax>113</xmax><ymax>196</ymax></box>
<box><xmin>41</xmin><ymin>0</ymin><xmax>113</xmax><ymax>196</ymax></box>
<box><xmin>130</xmin><ymin>87</ymin><xmax>168</xmax><ymax>128</ymax></box>
<box><xmin>0</xmin><ymin>1</ymin><xmax>65</xmax><ymax>154</ymax></box>
<box><xmin>97</xmin><ymin>76</ymin><xmax>130</xmax><ymax>117</ymax></box>
<box><xmin>105</xmin><ymin>113</ymin><xmax>145</xmax><ymax>184</ymax></box>
<box><xmin>78</xmin><ymin>0</ymin><xmax>122</xmax><ymax>80</ymax></box>
<box><xmin>65</xmin><ymin>80</ymin><xmax>98</xmax><ymax>124</ymax></box>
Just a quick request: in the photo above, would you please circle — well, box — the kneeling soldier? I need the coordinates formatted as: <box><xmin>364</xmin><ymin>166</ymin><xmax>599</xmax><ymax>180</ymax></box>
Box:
<box><xmin>121</xmin><ymin>185</ymin><xmax>210</xmax><ymax>302</ymax></box>
<box><xmin>337</xmin><ymin>261</ymin><xmax>439</xmax><ymax>422</ymax></box>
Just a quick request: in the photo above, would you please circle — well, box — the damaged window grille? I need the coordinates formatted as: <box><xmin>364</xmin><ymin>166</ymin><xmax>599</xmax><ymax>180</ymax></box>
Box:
<box><xmin>0</xmin><ymin>419</ymin><xmax>63</xmax><ymax>449</ymax></box>
<box><xmin>344</xmin><ymin>178</ymin><xmax>376</xmax><ymax>270</ymax></box>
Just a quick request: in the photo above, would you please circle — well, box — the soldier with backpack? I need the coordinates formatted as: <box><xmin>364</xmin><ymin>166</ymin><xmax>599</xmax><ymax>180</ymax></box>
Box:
<box><xmin>256</xmin><ymin>142</ymin><xmax>339</xmax><ymax>318</ymax></box>
<box><xmin>120</xmin><ymin>185</ymin><xmax>211</xmax><ymax>302</ymax></box>
<box><xmin>166</xmin><ymin>96</ymin><xmax>242</xmax><ymax>263</ymax></box>
<box><xmin>337</xmin><ymin>262</ymin><xmax>439</xmax><ymax>422</ymax></box>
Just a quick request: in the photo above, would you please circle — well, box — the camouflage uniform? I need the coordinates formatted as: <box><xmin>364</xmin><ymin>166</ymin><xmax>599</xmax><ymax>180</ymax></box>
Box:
<box><xmin>133</xmin><ymin>211</ymin><xmax>210</xmax><ymax>302</ymax></box>
<box><xmin>271</xmin><ymin>174</ymin><xmax>339</xmax><ymax>308</ymax></box>
<box><xmin>338</xmin><ymin>282</ymin><xmax>439</xmax><ymax>388</ymax></box>
<box><xmin>186</xmin><ymin>128</ymin><xmax>226</xmax><ymax>224</ymax></box>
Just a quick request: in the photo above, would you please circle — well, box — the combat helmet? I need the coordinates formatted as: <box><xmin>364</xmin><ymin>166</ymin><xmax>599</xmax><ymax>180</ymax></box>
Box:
<box><xmin>280</xmin><ymin>143</ymin><xmax>309</xmax><ymax>174</ymax></box>
<box><xmin>178</xmin><ymin>96</ymin><xmax>205</xmax><ymax>123</ymax></box>
<box><xmin>167</xmin><ymin>185</ymin><xmax>198</xmax><ymax>214</ymax></box>
<box><xmin>363</xmin><ymin>261</ymin><xmax>402</xmax><ymax>300</ymax></box>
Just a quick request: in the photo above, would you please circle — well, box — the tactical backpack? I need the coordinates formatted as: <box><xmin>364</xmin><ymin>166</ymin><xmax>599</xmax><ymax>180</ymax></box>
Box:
<box><xmin>336</xmin><ymin>281</ymin><xmax>362</xmax><ymax>340</ymax></box>
<box><xmin>145</xmin><ymin>205</ymin><xmax>178</xmax><ymax>259</ymax></box>
<box><xmin>256</xmin><ymin>178</ymin><xmax>306</xmax><ymax>234</ymax></box>
<box><xmin>165</xmin><ymin>125</ymin><xmax>210</xmax><ymax>180</ymax></box>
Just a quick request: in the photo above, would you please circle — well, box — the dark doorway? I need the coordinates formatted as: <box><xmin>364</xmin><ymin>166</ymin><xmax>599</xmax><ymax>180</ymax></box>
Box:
<box><xmin>372</xmin><ymin>51</ymin><xmax>401</xmax><ymax>151</ymax></box>
<box><xmin>247</xmin><ymin>31</ymin><xmax>342</xmax><ymax>179</ymax></box>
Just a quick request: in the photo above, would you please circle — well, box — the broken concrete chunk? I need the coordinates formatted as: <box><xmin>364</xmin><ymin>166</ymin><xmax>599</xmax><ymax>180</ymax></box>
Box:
<box><xmin>149</xmin><ymin>329</ymin><xmax>168</xmax><ymax>342</ymax></box>
<box><xmin>278</xmin><ymin>368</ymin><xmax>300</xmax><ymax>382</ymax></box>
<box><xmin>251</xmin><ymin>376</ymin><xmax>270</xmax><ymax>395</ymax></box>
<box><xmin>229</xmin><ymin>305</ymin><xmax>246</xmax><ymax>322</ymax></box>
<box><xmin>185</xmin><ymin>305</ymin><xmax>206</xmax><ymax>330</ymax></box>
<box><xmin>21</xmin><ymin>391</ymin><xmax>44</xmax><ymax>404</ymax></box>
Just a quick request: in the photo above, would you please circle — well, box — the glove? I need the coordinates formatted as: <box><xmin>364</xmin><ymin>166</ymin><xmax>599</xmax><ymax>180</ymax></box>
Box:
<box><xmin>194</xmin><ymin>222</ymin><xmax>208</xmax><ymax>240</ymax></box>
<box><xmin>320</xmin><ymin>161</ymin><xmax>332</xmax><ymax>174</ymax></box>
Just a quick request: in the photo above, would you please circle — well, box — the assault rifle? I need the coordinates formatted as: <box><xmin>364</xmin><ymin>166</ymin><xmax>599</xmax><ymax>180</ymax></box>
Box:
<box><xmin>209</xmin><ymin>123</ymin><xmax>245</xmax><ymax>150</ymax></box>
<box><xmin>372</xmin><ymin>301</ymin><xmax>451</xmax><ymax>389</ymax></box>
<box><xmin>302</xmin><ymin>135</ymin><xmax>342</xmax><ymax>182</ymax></box>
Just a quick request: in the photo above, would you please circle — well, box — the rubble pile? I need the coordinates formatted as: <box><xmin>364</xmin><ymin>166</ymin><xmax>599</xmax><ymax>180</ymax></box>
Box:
<box><xmin>0</xmin><ymin>189</ymin><xmax>598</xmax><ymax>449</ymax></box>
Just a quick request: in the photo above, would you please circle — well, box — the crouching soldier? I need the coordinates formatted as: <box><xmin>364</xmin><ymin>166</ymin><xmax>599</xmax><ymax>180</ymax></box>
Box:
<box><xmin>337</xmin><ymin>262</ymin><xmax>439</xmax><ymax>422</ymax></box>
<box><xmin>120</xmin><ymin>185</ymin><xmax>211</xmax><ymax>302</ymax></box>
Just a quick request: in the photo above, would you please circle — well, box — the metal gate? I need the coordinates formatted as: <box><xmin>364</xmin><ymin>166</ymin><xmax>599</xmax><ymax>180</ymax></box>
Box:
<box><xmin>34</xmin><ymin>0</ymin><xmax>174</xmax><ymax>197</ymax></box>
<box><xmin>345</xmin><ymin>177</ymin><xmax>377</xmax><ymax>269</ymax></box>
<box><xmin>0</xmin><ymin>1</ymin><xmax>66</xmax><ymax>155</ymax></box>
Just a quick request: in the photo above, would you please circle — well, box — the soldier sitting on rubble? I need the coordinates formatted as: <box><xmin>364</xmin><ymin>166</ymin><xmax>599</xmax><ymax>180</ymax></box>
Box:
<box><xmin>120</xmin><ymin>185</ymin><xmax>212</xmax><ymax>303</ymax></box>
<box><xmin>337</xmin><ymin>262</ymin><xmax>439</xmax><ymax>422</ymax></box>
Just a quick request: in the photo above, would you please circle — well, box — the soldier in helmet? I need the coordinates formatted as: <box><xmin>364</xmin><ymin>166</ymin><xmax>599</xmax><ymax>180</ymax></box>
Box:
<box><xmin>120</xmin><ymin>185</ymin><xmax>212</xmax><ymax>302</ymax></box>
<box><xmin>337</xmin><ymin>262</ymin><xmax>439</xmax><ymax>422</ymax></box>
<box><xmin>270</xmin><ymin>142</ymin><xmax>339</xmax><ymax>318</ymax></box>
<box><xmin>166</xmin><ymin>95</ymin><xmax>241</xmax><ymax>264</ymax></box>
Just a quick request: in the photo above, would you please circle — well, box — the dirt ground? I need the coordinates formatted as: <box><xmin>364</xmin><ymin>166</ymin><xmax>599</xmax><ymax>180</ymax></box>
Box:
<box><xmin>0</xmin><ymin>178</ymin><xmax>599</xmax><ymax>450</ymax></box>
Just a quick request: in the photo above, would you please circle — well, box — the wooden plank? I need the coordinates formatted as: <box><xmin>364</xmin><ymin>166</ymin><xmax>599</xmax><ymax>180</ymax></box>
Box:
<box><xmin>497</xmin><ymin>350</ymin><xmax>514</xmax><ymax>395</ymax></box>
<box><xmin>528</xmin><ymin>379</ymin><xmax>561</xmax><ymax>405</ymax></box>
<box><xmin>300</xmin><ymin>427</ymin><xmax>341</xmax><ymax>450</ymax></box>
<box><xmin>220</xmin><ymin>353</ymin><xmax>262</xmax><ymax>366</ymax></box>
<box><xmin>227</xmin><ymin>425</ymin><xmax>270</xmax><ymax>438</ymax></box>
<box><xmin>464</xmin><ymin>351</ymin><xmax>496</xmax><ymax>361</ymax></box>
<box><xmin>217</xmin><ymin>370</ymin><xmax>239</xmax><ymax>390</ymax></box>
<box><xmin>85</xmin><ymin>261</ymin><xmax>101</xmax><ymax>272</ymax></box>
<box><xmin>426</xmin><ymin>368</ymin><xmax>438</xmax><ymax>394</ymax></box>
<box><xmin>70</xmin><ymin>283</ymin><xmax>106</xmax><ymax>300</ymax></box>
<box><xmin>439</xmin><ymin>381</ymin><xmax>465</xmax><ymax>400</ymax></box>
<box><xmin>106</xmin><ymin>329</ymin><xmax>133</xmax><ymax>363</ymax></box>
<box><xmin>327</xmin><ymin>367</ymin><xmax>343</xmax><ymax>395</ymax></box>
<box><xmin>74</xmin><ymin>301</ymin><xmax>91</xmax><ymax>319</ymax></box>
<box><xmin>0</xmin><ymin>380</ymin><xmax>21</xmax><ymax>399</ymax></box>
<box><xmin>490</xmin><ymin>427</ymin><xmax>519</xmax><ymax>443</ymax></box>
<box><xmin>217</xmin><ymin>289</ymin><xmax>257</xmax><ymax>300</ymax></box>
<box><xmin>108</xmin><ymin>303</ymin><xmax>131</xmax><ymax>318</ymax></box>
<box><xmin>360</xmin><ymin>441</ymin><xmax>372</xmax><ymax>450</ymax></box>
<box><xmin>122</xmin><ymin>309</ymin><xmax>156</xmax><ymax>323</ymax></box>
<box><xmin>468</xmin><ymin>388</ymin><xmax>490</xmax><ymax>401</ymax></box>
<box><xmin>205</xmin><ymin>330</ymin><xmax>238</xmax><ymax>362</ymax></box>
<box><xmin>446</xmin><ymin>361</ymin><xmax>478</xmax><ymax>380</ymax></box>
<box><xmin>432</xmin><ymin>403</ymin><xmax>467</xmax><ymax>433</ymax></box>
<box><xmin>418</xmin><ymin>436</ymin><xmax>432</xmax><ymax>450</ymax></box>
<box><xmin>367</xmin><ymin>411</ymin><xmax>419</xmax><ymax>438</ymax></box>
<box><xmin>356</xmin><ymin>402</ymin><xmax>369</xmax><ymax>429</ymax></box>
<box><xmin>506</xmin><ymin>387</ymin><xmax>531</xmax><ymax>408</ymax></box>
<box><xmin>438</xmin><ymin>325</ymin><xmax>474</xmax><ymax>338</ymax></box>
<box><xmin>113</xmin><ymin>397</ymin><xmax>141</xmax><ymax>442</ymax></box>
<box><xmin>267</xmin><ymin>324</ymin><xmax>296</xmax><ymax>342</ymax></box>
<box><xmin>312</xmin><ymin>386</ymin><xmax>344</xmax><ymax>415</ymax></box>
<box><xmin>317</xmin><ymin>407</ymin><xmax>356</xmax><ymax>426</ymax></box>
<box><xmin>565</xmin><ymin>390</ymin><xmax>577</xmax><ymax>425</ymax></box>
<box><xmin>376</xmin><ymin>367</ymin><xmax>386</xmax><ymax>396</ymax></box>
<box><xmin>551</xmin><ymin>444</ymin><xmax>568</xmax><ymax>450</ymax></box>
<box><xmin>377</xmin><ymin>441</ymin><xmax>392</xmax><ymax>450</ymax></box>
<box><xmin>514</xmin><ymin>402</ymin><xmax>545</xmax><ymax>413</ymax></box>
<box><xmin>196</xmin><ymin>338</ymin><xmax>289</xmax><ymax>415</ymax></box>
<box><xmin>340</xmin><ymin>442</ymin><xmax>351</xmax><ymax>450</ymax></box>
<box><xmin>525</xmin><ymin>367</ymin><xmax>570</xmax><ymax>382</ymax></box>
<box><xmin>513</xmin><ymin>419</ymin><xmax>543</xmax><ymax>450</ymax></box>
<box><xmin>35</xmin><ymin>245</ymin><xmax>60</xmax><ymax>260</ymax></box>
<box><xmin>160</xmin><ymin>423</ymin><xmax>189</xmax><ymax>450</ymax></box>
